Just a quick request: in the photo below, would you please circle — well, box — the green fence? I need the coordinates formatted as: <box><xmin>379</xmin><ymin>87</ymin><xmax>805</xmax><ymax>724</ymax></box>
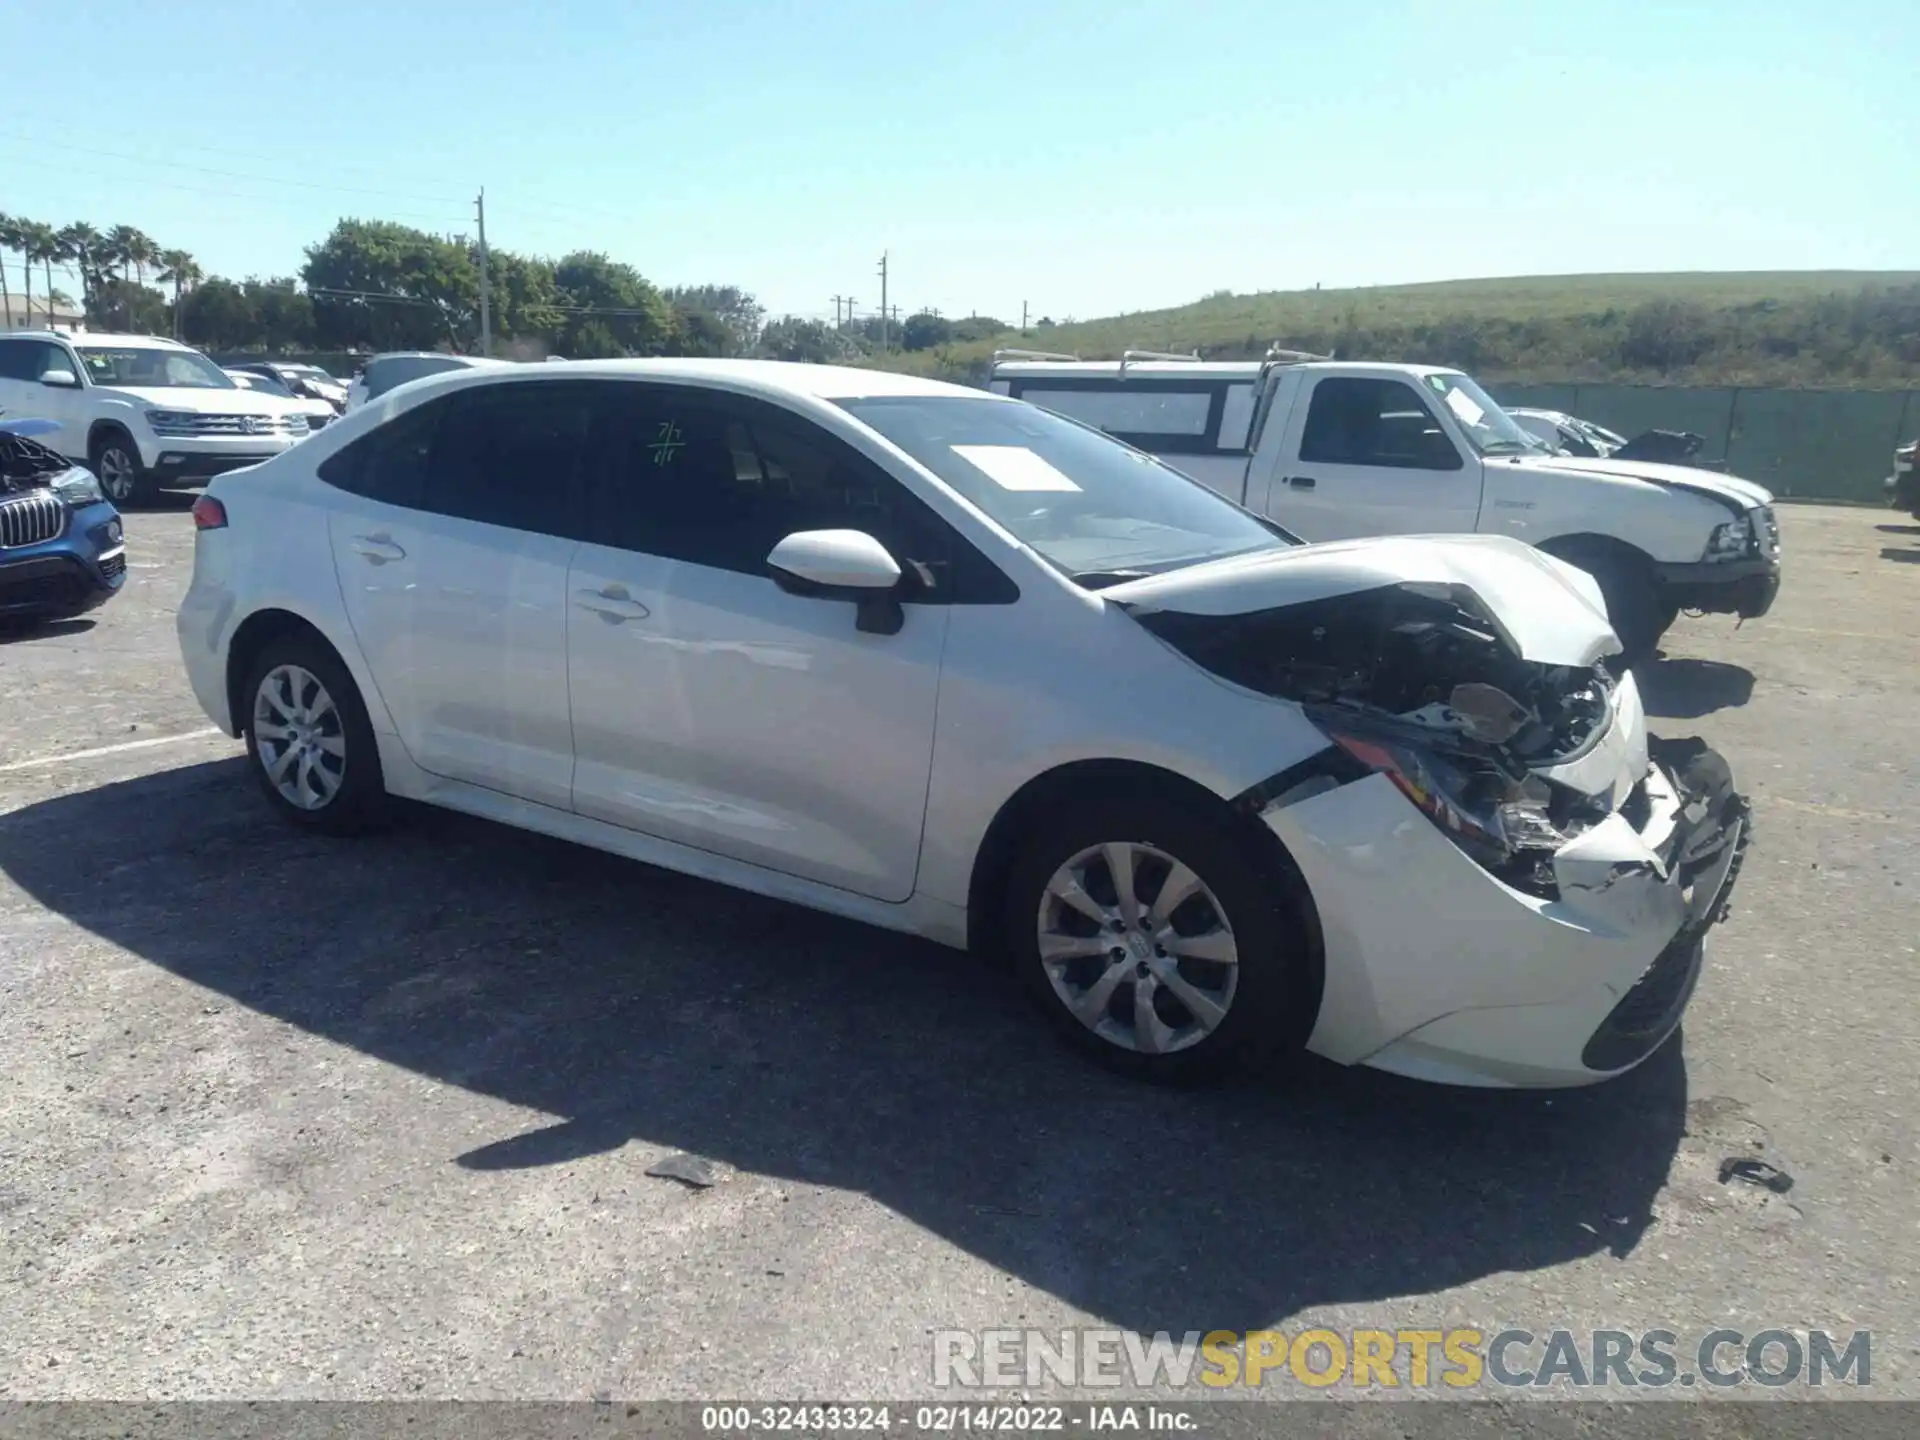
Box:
<box><xmin>1489</xmin><ymin>383</ymin><xmax>1916</xmax><ymax>503</ymax></box>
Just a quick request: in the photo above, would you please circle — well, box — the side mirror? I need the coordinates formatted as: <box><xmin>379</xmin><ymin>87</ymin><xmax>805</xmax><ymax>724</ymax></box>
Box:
<box><xmin>767</xmin><ymin>529</ymin><xmax>906</xmax><ymax>635</ymax></box>
<box><xmin>40</xmin><ymin>369</ymin><xmax>79</xmax><ymax>389</ymax></box>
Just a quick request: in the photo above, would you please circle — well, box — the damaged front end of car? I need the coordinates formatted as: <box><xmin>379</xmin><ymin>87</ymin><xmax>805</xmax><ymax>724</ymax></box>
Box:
<box><xmin>1133</xmin><ymin>577</ymin><xmax>1743</xmax><ymax>900</ymax></box>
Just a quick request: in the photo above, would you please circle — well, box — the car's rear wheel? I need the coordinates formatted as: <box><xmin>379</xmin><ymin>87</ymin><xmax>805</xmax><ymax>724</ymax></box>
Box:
<box><xmin>89</xmin><ymin>428</ymin><xmax>149</xmax><ymax>508</ymax></box>
<box><xmin>1002</xmin><ymin>791</ymin><xmax>1318</xmax><ymax>1084</ymax></box>
<box><xmin>241</xmin><ymin>634</ymin><xmax>389</xmax><ymax>834</ymax></box>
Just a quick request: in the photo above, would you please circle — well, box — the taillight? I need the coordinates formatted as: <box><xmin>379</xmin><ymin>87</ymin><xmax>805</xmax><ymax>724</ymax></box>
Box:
<box><xmin>191</xmin><ymin>495</ymin><xmax>228</xmax><ymax>530</ymax></box>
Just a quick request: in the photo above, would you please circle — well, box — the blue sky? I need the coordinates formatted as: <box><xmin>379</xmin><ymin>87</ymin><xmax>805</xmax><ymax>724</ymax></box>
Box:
<box><xmin>4</xmin><ymin>0</ymin><xmax>1913</xmax><ymax>324</ymax></box>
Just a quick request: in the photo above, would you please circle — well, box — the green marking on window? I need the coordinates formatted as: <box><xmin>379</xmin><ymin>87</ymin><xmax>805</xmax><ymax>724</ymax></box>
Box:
<box><xmin>652</xmin><ymin>421</ymin><xmax>685</xmax><ymax>466</ymax></box>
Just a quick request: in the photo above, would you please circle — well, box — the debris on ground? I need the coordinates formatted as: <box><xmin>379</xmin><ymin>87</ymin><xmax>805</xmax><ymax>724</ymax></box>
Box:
<box><xmin>645</xmin><ymin>1152</ymin><xmax>720</xmax><ymax>1188</ymax></box>
<box><xmin>1719</xmin><ymin>1157</ymin><xmax>1795</xmax><ymax>1194</ymax></box>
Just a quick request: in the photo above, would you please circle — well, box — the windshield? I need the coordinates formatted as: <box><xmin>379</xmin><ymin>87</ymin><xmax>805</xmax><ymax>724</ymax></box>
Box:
<box><xmin>284</xmin><ymin>365</ymin><xmax>338</xmax><ymax>384</ymax></box>
<box><xmin>838</xmin><ymin>395</ymin><xmax>1294</xmax><ymax>582</ymax></box>
<box><xmin>76</xmin><ymin>345</ymin><xmax>233</xmax><ymax>390</ymax></box>
<box><xmin>1420</xmin><ymin>372</ymin><xmax>1537</xmax><ymax>455</ymax></box>
<box><xmin>230</xmin><ymin>371</ymin><xmax>294</xmax><ymax>398</ymax></box>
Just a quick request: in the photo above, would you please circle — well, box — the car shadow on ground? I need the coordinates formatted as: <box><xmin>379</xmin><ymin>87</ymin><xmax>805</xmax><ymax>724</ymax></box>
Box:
<box><xmin>0</xmin><ymin>758</ymin><xmax>1690</xmax><ymax>1336</ymax></box>
<box><xmin>1633</xmin><ymin>657</ymin><xmax>1756</xmax><ymax>719</ymax></box>
<box><xmin>1880</xmin><ymin>546</ymin><xmax>1920</xmax><ymax>565</ymax></box>
<box><xmin>1874</xmin><ymin>523</ymin><xmax>1920</xmax><ymax>535</ymax></box>
<box><xmin>0</xmin><ymin>617</ymin><xmax>97</xmax><ymax>645</ymax></box>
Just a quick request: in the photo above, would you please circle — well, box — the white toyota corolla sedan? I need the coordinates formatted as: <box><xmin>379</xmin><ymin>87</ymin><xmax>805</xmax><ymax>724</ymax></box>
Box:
<box><xmin>176</xmin><ymin>360</ymin><xmax>1749</xmax><ymax>1088</ymax></box>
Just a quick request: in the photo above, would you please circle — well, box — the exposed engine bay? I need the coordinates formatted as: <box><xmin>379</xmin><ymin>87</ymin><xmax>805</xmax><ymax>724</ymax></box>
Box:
<box><xmin>0</xmin><ymin>426</ymin><xmax>73</xmax><ymax>497</ymax></box>
<box><xmin>1132</xmin><ymin>581</ymin><xmax>1636</xmax><ymax>897</ymax></box>
<box><xmin>1133</xmin><ymin>581</ymin><xmax>1614</xmax><ymax>765</ymax></box>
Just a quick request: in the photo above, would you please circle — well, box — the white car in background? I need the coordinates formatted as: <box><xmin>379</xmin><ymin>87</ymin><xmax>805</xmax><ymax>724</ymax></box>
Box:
<box><xmin>344</xmin><ymin>352</ymin><xmax>501</xmax><ymax>412</ymax></box>
<box><xmin>176</xmin><ymin>361</ymin><xmax>1749</xmax><ymax>1089</ymax></box>
<box><xmin>225</xmin><ymin>369</ymin><xmax>337</xmax><ymax>433</ymax></box>
<box><xmin>0</xmin><ymin>331</ymin><xmax>311</xmax><ymax>506</ymax></box>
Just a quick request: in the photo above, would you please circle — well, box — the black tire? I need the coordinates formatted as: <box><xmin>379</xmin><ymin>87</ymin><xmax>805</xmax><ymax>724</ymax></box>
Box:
<box><xmin>1002</xmin><ymin>788</ymin><xmax>1319</xmax><ymax>1085</ymax></box>
<box><xmin>88</xmin><ymin>427</ymin><xmax>150</xmax><ymax>509</ymax></box>
<box><xmin>240</xmin><ymin>632</ymin><xmax>390</xmax><ymax>835</ymax></box>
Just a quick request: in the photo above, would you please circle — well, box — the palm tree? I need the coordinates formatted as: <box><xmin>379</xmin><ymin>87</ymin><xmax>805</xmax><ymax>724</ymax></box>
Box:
<box><xmin>157</xmin><ymin>249</ymin><xmax>203</xmax><ymax>339</ymax></box>
<box><xmin>57</xmin><ymin>222</ymin><xmax>104</xmax><ymax>312</ymax></box>
<box><xmin>0</xmin><ymin>212</ymin><xmax>16</xmax><ymax>328</ymax></box>
<box><xmin>26</xmin><ymin>222</ymin><xmax>62</xmax><ymax>325</ymax></box>
<box><xmin>105</xmin><ymin>224</ymin><xmax>142</xmax><ymax>285</ymax></box>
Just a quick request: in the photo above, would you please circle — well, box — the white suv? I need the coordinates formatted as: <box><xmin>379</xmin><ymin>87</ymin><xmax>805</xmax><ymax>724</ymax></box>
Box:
<box><xmin>0</xmin><ymin>332</ymin><xmax>313</xmax><ymax>506</ymax></box>
<box><xmin>176</xmin><ymin>360</ymin><xmax>1749</xmax><ymax>1089</ymax></box>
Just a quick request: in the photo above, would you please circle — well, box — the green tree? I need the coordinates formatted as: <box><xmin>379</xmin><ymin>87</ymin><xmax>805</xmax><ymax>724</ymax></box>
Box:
<box><xmin>664</xmin><ymin>284</ymin><xmax>765</xmax><ymax>355</ymax></box>
<box><xmin>553</xmin><ymin>251</ymin><xmax>673</xmax><ymax>356</ymax></box>
<box><xmin>241</xmin><ymin>277</ymin><xmax>317</xmax><ymax>350</ymax></box>
<box><xmin>157</xmin><ymin>249</ymin><xmax>203</xmax><ymax>338</ymax></box>
<box><xmin>303</xmin><ymin>218</ymin><xmax>478</xmax><ymax>352</ymax></box>
<box><xmin>180</xmin><ymin>278</ymin><xmax>259</xmax><ymax>350</ymax></box>
<box><xmin>900</xmin><ymin>311</ymin><xmax>952</xmax><ymax>351</ymax></box>
<box><xmin>485</xmin><ymin>249</ymin><xmax>564</xmax><ymax>348</ymax></box>
<box><xmin>755</xmin><ymin>317</ymin><xmax>859</xmax><ymax>364</ymax></box>
<box><xmin>24</xmin><ymin>222</ymin><xmax>62</xmax><ymax>325</ymax></box>
<box><xmin>88</xmin><ymin>277</ymin><xmax>170</xmax><ymax>334</ymax></box>
<box><xmin>56</xmin><ymin>222</ymin><xmax>105</xmax><ymax>313</ymax></box>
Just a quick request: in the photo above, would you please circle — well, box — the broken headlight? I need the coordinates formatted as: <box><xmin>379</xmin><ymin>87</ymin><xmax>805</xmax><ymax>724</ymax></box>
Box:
<box><xmin>1323</xmin><ymin>723</ymin><xmax>1569</xmax><ymax>892</ymax></box>
<box><xmin>1702</xmin><ymin>512</ymin><xmax>1755</xmax><ymax>561</ymax></box>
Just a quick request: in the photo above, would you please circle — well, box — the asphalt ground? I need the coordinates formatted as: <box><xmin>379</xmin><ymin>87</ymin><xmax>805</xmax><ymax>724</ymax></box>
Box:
<box><xmin>1</xmin><ymin>500</ymin><xmax>1916</xmax><ymax>1417</ymax></box>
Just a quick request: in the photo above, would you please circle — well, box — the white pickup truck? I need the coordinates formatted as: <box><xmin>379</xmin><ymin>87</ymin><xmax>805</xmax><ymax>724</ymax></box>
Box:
<box><xmin>989</xmin><ymin>351</ymin><xmax>1781</xmax><ymax>658</ymax></box>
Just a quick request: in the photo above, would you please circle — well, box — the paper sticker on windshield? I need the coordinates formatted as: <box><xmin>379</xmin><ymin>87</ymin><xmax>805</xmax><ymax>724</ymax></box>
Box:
<box><xmin>1442</xmin><ymin>386</ymin><xmax>1485</xmax><ymax>427</ymax></box>
<box><xmin>951</xmin><ymin>444</ymin><xmax>1082</xmax><ymax>492</ymax></box>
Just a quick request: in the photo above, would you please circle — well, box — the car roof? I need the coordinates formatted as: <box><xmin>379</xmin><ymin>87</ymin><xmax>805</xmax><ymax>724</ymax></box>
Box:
<box><xmin>396</xmin><ymin>358</ymin><xmax>987</xmax><ymax>405</ymax></box>
<box><xmin>61</xmin><ymin>332</ymin><xmax>195</xmax><ymax>349</ymax></box>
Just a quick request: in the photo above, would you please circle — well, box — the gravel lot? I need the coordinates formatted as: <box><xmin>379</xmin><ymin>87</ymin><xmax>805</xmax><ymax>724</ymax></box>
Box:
<box><xmin>1</xmin><ymin>501</ymin><xmax>1916</xmax><ymax>1410</ymax></box>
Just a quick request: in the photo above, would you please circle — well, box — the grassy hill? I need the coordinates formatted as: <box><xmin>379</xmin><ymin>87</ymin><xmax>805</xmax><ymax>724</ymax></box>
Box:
<box><xmin>872</xmin><ymin>271</ymin><xmax>1920</xmax><ymax>389</ymax></box>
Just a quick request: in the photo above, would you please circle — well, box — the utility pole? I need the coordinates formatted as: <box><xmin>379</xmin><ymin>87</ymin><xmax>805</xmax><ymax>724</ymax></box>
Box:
<box><xmin>877</xmin><ymin>252</ymin><xmax>889</xmax><ymax>352</ymax></box>
<box><xmin>475</xmin><ymin>189</ymin><xmax>493</xmax><ymax>357</ymax></box>
<box><xmin>831</xmin><ymin>295</ymin><xmax>847</xmax><ymax>326</ymax></box>
<box><xmin>1021</xmin><ymin>300</ymin><xmax>1029</xmax><ymax>330</ymax></box>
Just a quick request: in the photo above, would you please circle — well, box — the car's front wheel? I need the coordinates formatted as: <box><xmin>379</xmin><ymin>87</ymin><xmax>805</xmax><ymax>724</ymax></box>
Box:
<box><xmin>1003</xmin><ymin>791</ymin><xmax>1319</xmax><ymax>1084</ymax></box>
<box><xmin>241</xmin><ymin>634</ymin><xmax>389</xmax><ymax>834</ymax></box>
<box><xmin>89</xmin><ymin>428</ymin><xmax>149</xmax><ymax>508</ymax></box>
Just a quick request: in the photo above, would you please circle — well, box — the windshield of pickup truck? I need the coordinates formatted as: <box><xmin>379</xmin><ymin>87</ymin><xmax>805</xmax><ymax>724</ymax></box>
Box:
<box><xmin>75</xmin><ymin>345</ymin><xmax>234</xmax><ymax>390</ymax></box>
<box><xmin>1422</xmin><ymin>372</ymin><xmax>1537</xmax><ymax>455</ymax></box>
<box><xmin>838</xmin><ymin>395</ymin><xmax>1294</xmax><ymax>583</ymax></box>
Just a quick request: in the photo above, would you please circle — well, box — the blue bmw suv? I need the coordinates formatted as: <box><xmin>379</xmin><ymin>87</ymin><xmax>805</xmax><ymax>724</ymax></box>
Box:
<box><xmin>0</xmin><ymin>417</ymin><xmax>126</xmax><ymax>623</ymax></box>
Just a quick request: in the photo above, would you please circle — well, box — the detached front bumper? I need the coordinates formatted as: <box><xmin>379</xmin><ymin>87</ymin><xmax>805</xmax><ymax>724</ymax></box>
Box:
<box><xmin>1263</xmin><ymin>738</ymin><xmax>1748</xmax><ymax>1088</ymax></box>
<box><xmin>1654</xmin><ymin>556</ymin><xmax>1780</xmax><ymax>619</ymax></box>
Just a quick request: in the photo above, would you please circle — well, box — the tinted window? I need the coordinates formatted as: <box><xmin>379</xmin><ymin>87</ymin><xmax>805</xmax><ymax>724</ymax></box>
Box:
<box><xmin>1299</xmin><ymin>378</ymin><xmax>1463</xmax><ymax>471</ymax></box>
<box><xmin>0</xmin><ymin>341</ymin><xmax>58</xmax><ymax>382</ymax></box>
<box><xmin>316</xmin><ymin>398</ymin><xmax>442</xmax><ymax>509</ymax></box>
<box><xmin>588</xmin><ymin>386</ymin><xmax>983</xmax><ymax>595</ymax></box>
<box><xmin>424</xmin><ymin>382</ymin><xmax>594</xmax><ymax>536</ymax></box>
<box><xmin>1217</xmin><ymin>383</ymin><xmax>1256</xmax><ymax>452</ymax></box>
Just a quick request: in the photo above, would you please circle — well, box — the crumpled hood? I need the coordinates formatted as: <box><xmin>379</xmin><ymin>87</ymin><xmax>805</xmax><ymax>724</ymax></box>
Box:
<box><xmin>1103</xmin><ymin>533</ymin><xmax>1622</xmax><ymax>668</ymax></box>
<box><xmin>1515</xmin><ymin>455</ymin><xmax>1774</xmax><ymax>510</ymax></box>
<box><xmin>102</xmin><ymin>385</ymin><xmax>301</xmax><ymax>417</ymax></box>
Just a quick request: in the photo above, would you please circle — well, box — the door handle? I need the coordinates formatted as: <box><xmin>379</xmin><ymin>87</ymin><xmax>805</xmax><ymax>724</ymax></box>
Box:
<box><xmin>1284</xmin><ymin>475</ymin><xmax>1317</xmax><ymax>490</ymax></box>
<box><xmin>573</xmin><ymin>587</ymin><xmax>650</xmax><ymax>621</ymax></box>
<box><xmin>350</xmin><ymin>534</ymin><xmax>406</xmax><ymax>563</ymax></box>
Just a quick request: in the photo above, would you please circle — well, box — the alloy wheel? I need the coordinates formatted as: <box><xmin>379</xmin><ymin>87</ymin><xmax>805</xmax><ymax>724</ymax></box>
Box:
<box><xmin>1036</xmin><ymin>841</ymin><xmax>1239</xmax><ymax>1055</ymax></box>
<box><xmin>253</xmin><ymin>664</ymin><xmax>347</xmax><ymax>811</ymax></box>
<box><xmin>96</xmin><ymin>446</ymin><xmax>136</xmax><ymax>503</ymax></box>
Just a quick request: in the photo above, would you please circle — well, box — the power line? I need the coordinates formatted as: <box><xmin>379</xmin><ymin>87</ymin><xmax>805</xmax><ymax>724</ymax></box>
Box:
<box><xmin>0</xmin><ymin>130</ymin><xmax>470</xmax><ymax>204</ymax></box>
<box><xmin>0</xmin><ymin>153</ymin><xmax>470</xmax><ymax>226</ymax></box>
<box><xmin>0</xmin><ymin>126</ymin><xmax>477</xmax><ymax>194</ymax></box>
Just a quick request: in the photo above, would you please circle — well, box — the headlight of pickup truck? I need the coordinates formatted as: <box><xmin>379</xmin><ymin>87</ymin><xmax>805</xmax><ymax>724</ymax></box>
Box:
<box><xmin>1703</xmin><ymin>513</ymin><xmax>1755</xmax><ymax>561</ymax></box>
